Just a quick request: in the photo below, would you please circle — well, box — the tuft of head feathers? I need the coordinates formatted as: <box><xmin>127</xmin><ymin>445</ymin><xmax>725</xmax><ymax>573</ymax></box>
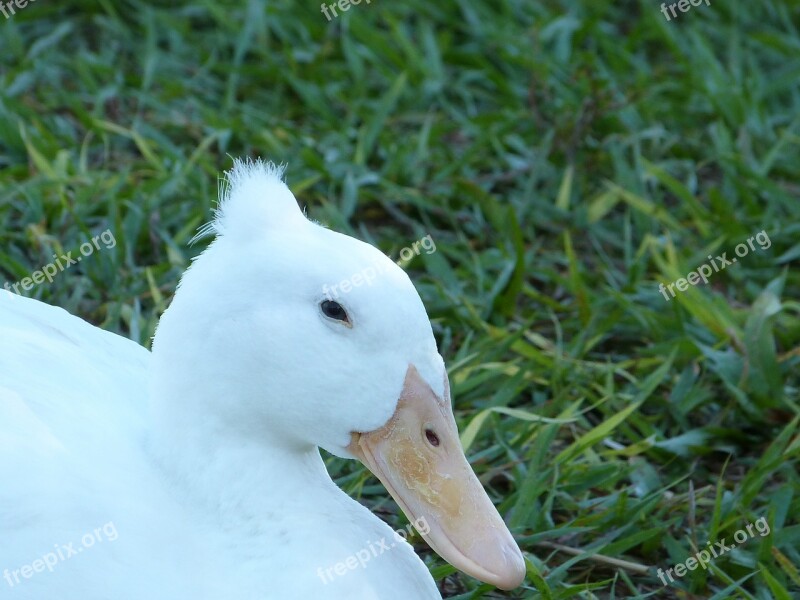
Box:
<box><xmin>193</xmin><ymin>158</ymin><xmax>306</xmax><ymax>243</ymax></box>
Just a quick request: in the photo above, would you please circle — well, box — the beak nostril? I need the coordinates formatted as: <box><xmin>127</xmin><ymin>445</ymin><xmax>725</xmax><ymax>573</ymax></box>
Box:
<box><xmin>425</xmin><ymin>428</ymin><xmax>440</xmax><ymax>447</ymax></box>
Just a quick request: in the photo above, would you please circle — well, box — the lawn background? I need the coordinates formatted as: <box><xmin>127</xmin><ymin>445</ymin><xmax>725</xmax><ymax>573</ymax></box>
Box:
<box><xmin>1</xmin><ymin>0</ymin><xmax>799</xmax><ymax>598</ymax></box>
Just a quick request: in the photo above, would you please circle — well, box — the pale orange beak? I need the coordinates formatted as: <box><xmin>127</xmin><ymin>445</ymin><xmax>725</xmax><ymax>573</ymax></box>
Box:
<box><xmin>347</xmin><ymin>365</ymin><xmax>526</xmax><ymax>590</ymax></box>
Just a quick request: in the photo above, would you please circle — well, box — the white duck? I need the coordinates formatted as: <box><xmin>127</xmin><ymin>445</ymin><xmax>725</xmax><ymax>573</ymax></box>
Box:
<box><xmin>0</xmin><ymin>159</ymin><xmax>526</xmax><ymax>599</ymax></box>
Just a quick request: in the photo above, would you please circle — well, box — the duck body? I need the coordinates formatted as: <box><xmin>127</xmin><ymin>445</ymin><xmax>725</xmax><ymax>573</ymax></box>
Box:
<box><xmin>0</xmin><ymin>159</ymin><xmax>525</xmax><ymax>599</ymax></box>
<box><xmin>0</xmin><ymin>292</ymin><xmax>439</xmax><ymax>599</ymax></box>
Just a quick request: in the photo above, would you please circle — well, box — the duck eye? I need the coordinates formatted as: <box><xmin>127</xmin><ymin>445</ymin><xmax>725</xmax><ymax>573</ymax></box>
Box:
<box><xmin>321</xmin><ymin>300</ymin><xmax>349</xmax><ymax>323</ymax></box>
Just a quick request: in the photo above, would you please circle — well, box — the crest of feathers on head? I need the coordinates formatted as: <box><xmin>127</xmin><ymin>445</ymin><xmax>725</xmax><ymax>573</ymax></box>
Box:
<box><xmin>192</xmin><ymin>158</ymin><xmax>307</xmax><ymax>244</ymax></box>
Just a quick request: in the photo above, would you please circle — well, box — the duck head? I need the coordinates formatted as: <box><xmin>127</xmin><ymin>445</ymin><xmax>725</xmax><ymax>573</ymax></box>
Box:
<box><xmin>151</xmin><ymin>159</ymin><xmax>526</xmax><ymax>590</ymax></box>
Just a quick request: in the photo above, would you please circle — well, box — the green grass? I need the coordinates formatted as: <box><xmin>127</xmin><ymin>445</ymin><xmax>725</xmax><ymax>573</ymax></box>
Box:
<box><xmin>1</xmin><ymin>0</ymin><xmax>799</xmax><ymax>597</ymax></box>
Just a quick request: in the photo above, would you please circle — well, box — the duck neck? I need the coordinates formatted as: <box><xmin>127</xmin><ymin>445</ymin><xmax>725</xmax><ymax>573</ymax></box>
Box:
<box><xmin>148</xmin><ymin>419</ymin><xmax>346</xmax><ymax>531</ymax></box>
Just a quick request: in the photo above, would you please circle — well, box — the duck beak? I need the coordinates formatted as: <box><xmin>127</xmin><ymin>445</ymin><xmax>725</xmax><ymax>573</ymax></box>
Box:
<box><xmin>347</xmin><ymin>365</ymin><xmax>526</xmax><ymax>590</ymax></box>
